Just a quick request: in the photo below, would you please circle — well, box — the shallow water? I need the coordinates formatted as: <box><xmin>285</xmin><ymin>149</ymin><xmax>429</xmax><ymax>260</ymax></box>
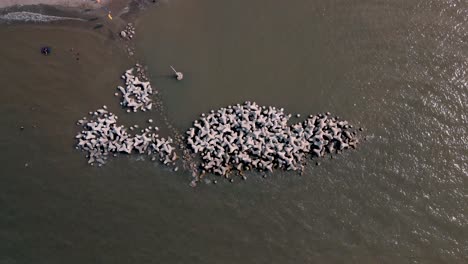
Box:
<box><xmin>136</xmin><ymin>0</ymin><xmax>467</xmax><ymax>262</ymax></box>
<box><xmin>0</xmin><ymin>0</ymin><xmax>467</xmax><ymax>263</ymax></box>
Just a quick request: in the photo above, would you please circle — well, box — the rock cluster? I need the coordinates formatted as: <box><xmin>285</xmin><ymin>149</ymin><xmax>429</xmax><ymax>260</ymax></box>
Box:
<box><xmin>75</xmin><ymin>107</ymin><xmax>177</xmax><ymax>166</ymax></box>
<box><xmin>186</xmin><ymin>102</ymin><xmax>359</xmax><ymax>176</ymax></box>
<box><xmin>117</xmin><ymin>66</ymin><xmax>155</xmax><ymax>112</ymax></box>
<box><xmin>120</xmin><ymin>23</ymin><xmax>136</xmax><ymax>39</ymax></box>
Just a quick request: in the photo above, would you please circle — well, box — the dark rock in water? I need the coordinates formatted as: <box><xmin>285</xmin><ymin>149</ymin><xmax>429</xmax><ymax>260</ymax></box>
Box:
<box><xmin>40</xmin><ymin>46</ymin><xmax>51</xmax><ymax>55</ymax></box>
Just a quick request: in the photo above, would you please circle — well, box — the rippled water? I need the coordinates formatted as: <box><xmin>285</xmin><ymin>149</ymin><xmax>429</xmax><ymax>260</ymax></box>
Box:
<box><xmin>0</xmin><ymin>0</ymin><xmax>467</xmax><ymax>263</ymax></box>
<box><xmin>136</xmin><ymin>0</ymin><xmax>467</xmax><ymax>262</ymax></box>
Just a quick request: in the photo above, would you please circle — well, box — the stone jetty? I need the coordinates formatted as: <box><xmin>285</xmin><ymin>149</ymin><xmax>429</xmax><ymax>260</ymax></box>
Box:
<box><xmin>117</xmin><ymin>66</ymin><xmax>155</xmax><ymax>112</ymax></box>
<box><xmin>75</xmin><ymin>108</ymin><xmax>177</xmax><ymax>166</ymax></box>
<box><xmin>186</xmin><ymin>101</ymin><xmax>359</xmax><ymax>176</ymax></box>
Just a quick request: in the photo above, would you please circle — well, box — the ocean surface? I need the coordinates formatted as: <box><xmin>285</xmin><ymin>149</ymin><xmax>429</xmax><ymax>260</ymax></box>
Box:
<box><xmin>1</xmin><ymin>0</ymin><xmax>467</xmax><ymax>263</ymax></box>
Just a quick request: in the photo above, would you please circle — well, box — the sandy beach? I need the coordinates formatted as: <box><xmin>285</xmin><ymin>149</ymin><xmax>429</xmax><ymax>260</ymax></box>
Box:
<box><xmin>0</xmin><ymin>0</ymin><xmax>109</xmax><ymax>9</ymax></box>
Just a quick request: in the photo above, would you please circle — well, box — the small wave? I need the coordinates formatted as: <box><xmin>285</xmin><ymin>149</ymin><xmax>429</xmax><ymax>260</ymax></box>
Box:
<box><xmin>0</xmin><ymin>11</ymin><xmax>84</xmax><ymax>23</ymax></box>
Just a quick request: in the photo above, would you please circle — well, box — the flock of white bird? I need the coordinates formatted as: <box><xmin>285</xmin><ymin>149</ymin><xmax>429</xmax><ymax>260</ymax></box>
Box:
<box><xmin>186</xmin><ymin>101</ymin><xmax>359</xmax><ymax>176</ymax></box>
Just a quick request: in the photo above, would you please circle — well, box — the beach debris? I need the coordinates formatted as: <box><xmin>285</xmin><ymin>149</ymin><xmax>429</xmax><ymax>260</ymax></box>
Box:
<box><xmin>75</xmin><ymin>109</ymin><xmax>177</xmax><ymax>166</ymax></box>
<box><xmin>69</xmin><ymin>48</ymin><xmax>81</xmax><ymax>61</ymax></box>
<box><xmin>120</xmin><ymin>23</ymin><xmax>136</xmax><ymax>40</ymax></box>
<box><xmin>186</xmin><ymin>102</ymin><xmax>360</xmax><ymax>177</ymax></box>
<box><xmin>170</xmin><ymin>66</ymin><xmax>183</xmax><ymax>81</ymax></box>
<box><xmin>126</xmin><ymin>47</ymin><xmax>135</xmax><ymax>56</ymax></box>
<box><xmin>117</xmin><ymin>66</ymin><xmax>155</xmax><ymax>112</ymax></box>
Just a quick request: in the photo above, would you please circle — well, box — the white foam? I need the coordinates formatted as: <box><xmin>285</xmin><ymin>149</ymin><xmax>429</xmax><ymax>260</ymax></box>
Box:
<box><xmin>0</xmin><ymin>11</ymin><xmax>84</xmax><ymax>22</ymax></box>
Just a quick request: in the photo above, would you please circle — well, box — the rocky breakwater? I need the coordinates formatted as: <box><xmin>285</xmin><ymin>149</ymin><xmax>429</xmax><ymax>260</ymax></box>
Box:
<box><xmin>75</xmin><ymin>107</ymin><xmax>177</xmax><ymax>166</ymax></box>
<box><xmin>186</xmin><ymin>102</ymin><xmax>360</xmax><ymax>177</ymax></box>
<box><xmin>120</xmin><ymin>23</ymin><xmax>136</xmax><ymax>40</ymax></box>
<box><xmin>117</xmin><ymin>65</ymin><xmax>155</xmax><ymax>112</ymax></box>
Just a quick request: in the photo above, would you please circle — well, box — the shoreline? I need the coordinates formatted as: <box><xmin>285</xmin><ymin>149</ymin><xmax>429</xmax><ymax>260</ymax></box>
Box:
<box><xmin>0</xmin><ymin>0</ymin><xmax>117</xmax><ymax>10</ymax></box>
<box><xmin>0</xmin><ymin>1</ymin><xmax>191</xmax><ymax>177</ymax></box>
<box><xmin>0</xmin><ymin>0</ymin><xmax>160</xmax><ymax>61</ymax></box>
<box><xmin>0</xmin><ymin>0</ymin><xmax>158</xmax><ymax>59</ymax></box>
<box><xmin>0</xmin><ymin>0</ymin><xmax>154</xmax><ymax>24</ymax></box>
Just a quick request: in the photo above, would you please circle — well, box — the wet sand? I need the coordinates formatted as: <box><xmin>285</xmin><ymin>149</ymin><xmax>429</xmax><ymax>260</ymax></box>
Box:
<box><xmin>0</xmin><ymin>23</ymin><xmax>177</xmax><ymax>263</ymax></box>
<box><xmin>0</xmin><ymin>0</ymin><xmax>138</xmax><ymax>26</ymax></box>
<box><xmin>0</xmin><ymin>24</ymin><xmax>131</xmax><ymax>161</ymax></box>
